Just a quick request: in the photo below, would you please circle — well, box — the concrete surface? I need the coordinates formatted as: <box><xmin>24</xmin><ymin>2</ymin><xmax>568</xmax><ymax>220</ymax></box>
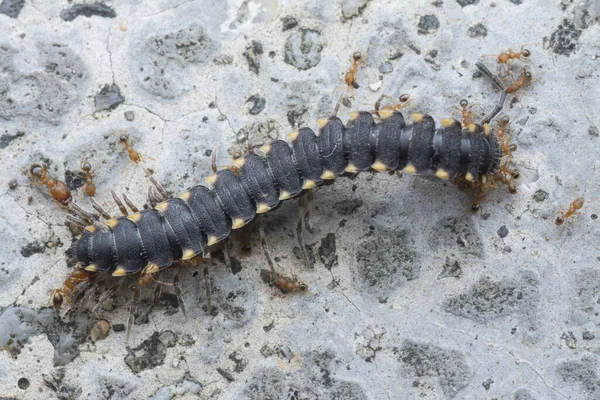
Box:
<box><xmin>1</xmin><ymin>0</ymin><xmax>600</xmax><ymax>399</ymax></box>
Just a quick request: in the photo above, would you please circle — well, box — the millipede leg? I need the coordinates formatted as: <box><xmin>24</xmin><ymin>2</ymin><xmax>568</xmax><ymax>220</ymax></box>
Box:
<box><xmin>111</xmin><ymin>190</ymin><xmax>128</xmax><ymax>216</ymax></box>
<box><xmin>66</xmin><ymin>214</ymin><xmax>87</xmax><ymax>228</ymax></box>
<box><xmin>211</xmin><ymin>148</ymin><xmax>218</xmax><ymax>173</ymax></box>
<box><xmin>222</xmin><ymin>240</ymin><xmax>232</xmax><ymax>273</ymax></box>
<box><xmin>122</xmin><ymin>193</ymin><xmax>139</xmax><ymax>213</ymax></box>
<box><xmin>147</xmin><ymin>186</ymin><xmax>160</xmax><ymax>208</ymax></box>
<box><xmin>303</xmin><ymin>191</ymin><xmax>315</xmax><ymax>234</ymax></box>
<box><xmin>476</xmin><ymin>61</ymin><xmax>507</xmax><ymax>124</ymax></box>
<box><xmin>139</xmin><ymin>164</ymin><xmax>168</xmax><ymax>202</ymax></box>
<box><xmin>296</xmin><ymin>199</ymin><xmax>313</xmax><ymax>268</ymax></box>
<box><xmin>126</xmin><ymin>284</ymin><xmax>141</xmax><ymax>345</ymax></box>
<box><xmin>70</xmin><ymin>202</ymin><xmax>98</xmax><ymax>225</ymax></box>
<box><xmin>89</xmin><ymin>197</ymin><xmax>111</xmax><ymax>220</ymax></box>
<box><xmin>256</xmin><ymin>216</ymin><xmax>276</xmax><ymax>273</ymax></box>
<box><xmin>173</xmin><ymin>273</ymin><xmax>188</xmax><ymax>320</ymax></box>
<box><xmin>203</xmin><ymin>264</ymin><xmax>212</xmax><ymax>315</ymax></box>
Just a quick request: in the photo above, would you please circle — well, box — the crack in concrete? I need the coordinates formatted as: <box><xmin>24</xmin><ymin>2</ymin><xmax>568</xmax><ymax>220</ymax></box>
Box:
<box><xmin>139</xmin><ymin>0</ymin><xmax>199</xmax><ymax>18</ymax></box>
<box><xmin>106</xmin><ymin>28</ymin><xmax>116</xmax><ymax>84</ymax></box>
<box><xmin>214</xmin><ymin>96</ymin><xmax>238</xmax><ymax>138</ymax></box>
<box><xmin>508</xmin><ymin>350</ymin><xmax>569</xmax><ymax>398</ymax></box>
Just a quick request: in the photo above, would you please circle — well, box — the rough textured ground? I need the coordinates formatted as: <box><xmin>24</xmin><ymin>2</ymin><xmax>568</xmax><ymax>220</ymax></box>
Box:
<box><xmin>1</xmin><ymin>0</ymin><xmax>599</xmax><ymax>399</ymax></box>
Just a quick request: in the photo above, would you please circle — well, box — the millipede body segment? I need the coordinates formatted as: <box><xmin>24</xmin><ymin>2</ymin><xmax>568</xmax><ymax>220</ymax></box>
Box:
<box><xmin>68</xmin><ymin>110</ymin><xmax>503</xmax><ymax>277</ymax></box>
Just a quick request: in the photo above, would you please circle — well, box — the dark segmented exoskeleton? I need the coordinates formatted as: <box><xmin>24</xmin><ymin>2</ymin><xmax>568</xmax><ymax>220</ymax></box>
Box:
<box><xmin>68</xmin><ymin>109</ymin><xmax>505</xmax><ymax>277</ymax></box>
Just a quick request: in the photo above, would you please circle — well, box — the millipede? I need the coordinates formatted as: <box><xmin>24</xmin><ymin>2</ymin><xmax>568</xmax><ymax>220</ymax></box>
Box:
<box><xmin>29</xmin><ymin>58</ymin><xmax>527</xmax><ymax>340</ymax></box>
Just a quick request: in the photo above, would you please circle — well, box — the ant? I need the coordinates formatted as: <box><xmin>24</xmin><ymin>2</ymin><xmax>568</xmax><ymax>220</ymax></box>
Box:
<box><xmin>119</xmin><ymin>134</ymin><xmax>143</xmax><ymax>164</ymax></box>
<box><xmin>344</xmin><ymin>51</ymin><xmax>364</xmax><ymax>92</ymax></box>
<box><xmin>496</xmin><ymin>45</ymin><xmax>531</xmax><ymax>67</ymax></box>
<box><xmin>79</xmin><ymin>161</ymin><xmax>96</xmax><ymax>197</ymax></box>
<box><xmin>556</xmin><ymin>196</ymin><xmax>586</xmax><ymax>226</ymax></box>
<box><xmin>506</xmin><ymin>68</ymin><xmax>533</xmax><ymax>94</ymax></box>
<box><xmin>260</xmin><ymin>269</ymin><xmax>308</xmax><ymax>294</ymax></box>
<box><xmin>50</xmin><ymin>268</ymin><xmax>95</xmax><ymax>309</ymax></box>
<box><xmin>457</xmin><ymin>99</ymin><xmax>474</xmax><ymax>128</ymax></box>
<box><xmin>374</xmin><ymin>93</ymin><xmax>411</xmax><ymax>118</ymax></box>
<box><xmin>28</xmin><ymin>164</ymin><xmax>72</xmax><ymax>206</ymax></box>
<box><xmin>496</xmin><ymin>116</ymin><xmax>517</xmax><ymax>158</ymax></box>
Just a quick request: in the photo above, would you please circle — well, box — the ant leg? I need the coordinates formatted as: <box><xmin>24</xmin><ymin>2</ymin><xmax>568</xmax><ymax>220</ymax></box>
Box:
<box><xmin>122</xmin><ymin>194</ymin><xmax>140</xmax><ymax>213</ymax></box>
<box><xmin>296</xmin><ymin>198</ymin><xmax>313</xmax><ymax>268</ymax></box>
<box><xmin>153</xmin><ymin>284</ymin><xmax>162</xmax><ymax>304</ymax></box>
<box><xmin>256</xmin><ymin>216</ymin><xmax>277</xmax><ymax>273</ymax></box>
<box><xmin>111</xmin><ymin>190</ymin><xmax>129</xmax><ymax>216</ymax></box>
<box><xmin>476</xmin><ymin>61</ymin><xmax>507</xmax><ymax>125</ymax></box>
<box><xmin>126</xmin><ymin>283</ymin><xmax>141</xmax><ymax>345</ymax></box>
<box><xmin>173</xmin><ymin>273</ymin><xmax>188</xmax><ymax>320</ymax></box>
<box><xmin>203</xmin><ymin>264</ymin><xmax>212</xmax><ymax>314</ymax></box>
<box><xmin>89</xmin><ymin>197</ymin><xmax>112</xmax><ymax>220</ymax></box>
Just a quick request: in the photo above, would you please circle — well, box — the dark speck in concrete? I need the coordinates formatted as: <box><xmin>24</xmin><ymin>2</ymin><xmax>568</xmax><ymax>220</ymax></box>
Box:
<box><xmin>60</xmin><ymin>3</ymin><xmax>116</xmax><ymax>22</ymax></box>
<box><xmin>94</xmin><ymin>84</ymin><xmax>124</xmax><ymax>112</ymax></box>
<box><xmin>497</xmin><ymin>225</ymin><xmax>509</xmax><ymax>238</ymax></box>
<box><xmin>282</xmin><ymin>16</ymin><xmax>298</xmax><ymax>31</ymax></box>
<box><xmin>65</xmin><ymin>169</ymin><xmax>85</xmax><ymax>191</ymax></box>
<box><xmin>0</xmin><ymin>131</ymin><xmax>25</xmax><ymax>149</ymax></box>
<box><xmin>557</xmin><ymin>356</ymin><xmax>600</xmax><ymax>393</ymax></box>
<box><xmin>468</xmin><ymin>23</ymin><xmax>488</xmax><ymax>38</ymax></box>
<box><xmin>124</xmin><ymin>111</ymin><xmax>135</xmax><ymax>121</ymax></box>
<box><xmin>284</xmin><ymin>29</ymin><xmax>323</xmax><ymax>70</ymax></box>
<box><xmin>589</xmin><ymin>126</ymin><xmax>599</xmax><ymax>137</ymax></box>
<box><xmin>582</xmin><ymin>329</ymin><xmax>595</xmax><ymax>340</ymax></box>
<box><xmin>546</xmin><ymin>19</ymin><xmax>581</xmax><ymax>56</ymax></box>
<box><xmin>244</xmin><ymin>41</ymin><xmax>263</xmax><ymax>75</ymax></box>
<box><xmin>334</xmin><ymin>198</ymin><xmax>363</xmax><ymax>215</ymax></box>
<box><xmin>0</xmin><ymin>0</ymin><xmax>24</xmax><ymax>18</ymax></box>
<box><xmin>246</xmin><ymin>94</ymin><xmax>266</xmax><ymax>115</ymax></box>
<box><xmin>456</xmin><ymin>0</ymin><xmax>479</xmax><ymax>6</ymax></box>
<box><xmin>532</xmin><ymin>189</ymin><xmax>548</xmax><ymax>202</ymax></box>
<box><xmin>124</xmin><ymin>331</ymin><xmax>172</xmax><ymax>373</ymax></box>
<box><xmin>509</xmin><ymin>0</ymin><xmax>522</xmax><ymax>4</ymax></box>
<box><xmin>417</xmin><ymin>15</ymin><xmax>440</xmax><ymax>35</ymax></box>
<box><xmin>319</xmin><ymin>233</ymin><xmax>337</xmax><ymax>269</ymax></box>
<box><xmin>112</xmin><ymin>324</ymin><xmax>125</xmax><ymax>332</ymax></box>
<box><xmin>438</xmin><ymin>257</ymin><xmax>462</xmax><ymax>279</ymax></box>
<box><xmin>20</xmin><ymin>241</ymin><xmax>45</xmax><ymax>258</ymax></box>
<box><xmin>395</xmin><ymin>340</ymin><xmax>470</xmax><ymax>398</ymax></box>
<box><xmin>482</xmin><ymin>378</ymin><xmax>493</xmax><ymax>390</ymax></box>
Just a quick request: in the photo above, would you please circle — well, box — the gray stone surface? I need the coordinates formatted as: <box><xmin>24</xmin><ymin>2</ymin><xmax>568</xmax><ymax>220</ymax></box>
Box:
<box><xmin>0</xmin><ymin>0</ymin><xmax>599</xmax><ymax>399</ymax></box>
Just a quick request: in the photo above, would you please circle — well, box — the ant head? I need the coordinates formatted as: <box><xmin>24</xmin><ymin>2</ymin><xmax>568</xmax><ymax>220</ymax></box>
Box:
<box><xmin>522</xmin><ymin>48</ymin><xmax>531</xmax><ymax>58</ymax></box>
<box><xmin>500</xmin><ymin>115</ymin><xmax>510</xmax><ymax>125</ymax></box>
<box><xmin>28</xmin><ymin>164</ymin><xmax>46</xmax><ymax>181</ymax></box>
<box><xmin>460</xmin><ymin>99</ymin><xmax>468</xmax><ymax>108</ymax></box>
<box><xmin>352</xmin><ymin>51</ymin><xmax>362</xmax><ymax>62</ymax></box>
<box><xmin>52</xmin><ymin>291</ymin><xmax>64</xmax><ymax>310</ymax></box>
<box><xmin>297</xmin><ymin>282</ymin><xmax>309</xmax><ymax>292</ymax></box>
<box><xmin>81</xmin><ymin>161</ymin><xmax>92</xmax><ymax>172</ymax></box>
<box><xmin>399</xmin><ymin>93</ymin><xmax>410</xmax><ymax>103</ymax></box>
<box><xmin>555</xmin><ymin>216</ymin><xmax>565</xmax><ymax>226</ymax></box>
<box><xmin>119</xmin><ymin>134</ymin><xmax>129</xmax><ymax>143</ymax></box>
<box><xmin>471</xmin><ymin>203</ymin><xmax>481</xmax><ymax>213</ymax></box>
